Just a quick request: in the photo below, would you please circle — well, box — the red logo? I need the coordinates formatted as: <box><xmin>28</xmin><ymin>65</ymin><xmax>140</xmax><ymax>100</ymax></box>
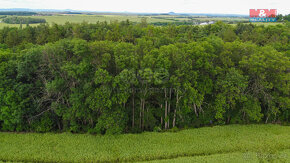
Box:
<box><xmin>249</xmin><ymin>9</ymin><xmax>277</xmax><ymax>18</ymax></box>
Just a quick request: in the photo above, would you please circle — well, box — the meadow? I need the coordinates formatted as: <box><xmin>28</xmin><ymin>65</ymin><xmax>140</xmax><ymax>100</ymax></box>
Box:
<box><xmin>0</xmin><ymin>125</ymin><xmax>289</xmax><ymax>162</ymax></box>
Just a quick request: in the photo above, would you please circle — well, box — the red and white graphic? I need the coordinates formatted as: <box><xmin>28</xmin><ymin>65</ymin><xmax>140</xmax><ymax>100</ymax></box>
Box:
<box><xmin>249</xmin><ymin>9</ymin><xmax>277</xmax><ymax>18</ymax></box>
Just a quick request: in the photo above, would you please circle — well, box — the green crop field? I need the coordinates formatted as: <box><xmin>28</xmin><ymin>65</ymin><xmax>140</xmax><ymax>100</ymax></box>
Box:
<box><xmin>0</xmin><ymin>124</ymin><xmax>289</xmax><ymax>162</ymax></box>
<box><xmin>37</xmin><ymin>15</ymin><xmax>178</xmax><ymax>24</ymax></box>
<box><xmin>146</xmin><ymin>150</ymin><xmax>290</xmax><ymax>163</ymax></box>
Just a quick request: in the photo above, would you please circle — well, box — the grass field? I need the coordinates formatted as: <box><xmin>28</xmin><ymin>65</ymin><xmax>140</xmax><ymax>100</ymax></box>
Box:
<box><xmin>147</xmin><ymin>150</ymin><xmax>290</xmax><ymax>163</ymax></box>
<box><xmin>0</xmin><ymin>124</ymin><xmax>289</xmax><ymax>162</ymax></box>
<box><xmin>38</xmin><ymin>15</ymin><xmax>179</xmax><ymax>24</ymax></box>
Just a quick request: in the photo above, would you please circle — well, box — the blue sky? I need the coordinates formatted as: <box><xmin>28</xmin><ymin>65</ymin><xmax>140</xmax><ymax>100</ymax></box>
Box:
<box><xmin>1</xmin><ymin>0</ymin><xmax>289</xmax><ymax>15</ymax></box>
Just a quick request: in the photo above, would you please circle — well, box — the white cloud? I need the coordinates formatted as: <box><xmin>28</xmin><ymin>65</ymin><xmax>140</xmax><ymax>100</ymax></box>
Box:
<box><xmin>0</xmin><ymin>0</ymin><xmax>289</xmax><ymax>15</ymax></box>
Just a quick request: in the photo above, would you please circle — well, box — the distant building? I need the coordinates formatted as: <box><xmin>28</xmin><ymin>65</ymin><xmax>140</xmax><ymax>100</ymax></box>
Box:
<box><xmin>199</xmin><ymin>21</ymin><xmax>215</xmax><ymax>25</ymax></box>
<box><xmin>199</xmin><ymin>22</ymin><xmax>208</xmax><ymax>25</ymax></box>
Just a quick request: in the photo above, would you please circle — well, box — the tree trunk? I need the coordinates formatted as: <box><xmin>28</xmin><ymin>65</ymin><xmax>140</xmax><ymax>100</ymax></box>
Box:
<box><xmin>140</xmin><ymin>99</ymin><xmax>142</xmax><ymax>129</ymax></box>
<box><xmin>173</xmin><ymin>91</ymin><xmax>179</xmax><ymax>128</ymax></box>
<box><xmin>142</xmin><ymin>99</ymin><xmax>145</xmax><ymax>130</ymax></box>
<box><xmin>57</xmin><ymin>118</ymin><xmax>61</xmax><ymax>131</ymax></box>
<box><xmin>168</xmin><ymin>88</ymin><xmax>172</xmax><ymax>128</ymax></box>
<box><xmin>132</xmin><ymin>88</ymin><xmax>135</xmax><ymax>128</ymax></box>
<box><xmin>194</xmin><ymin>104</ymin><xmax>198</xmax><ymax>117</ymax></box>
<box><xmin>146</xmin><ymin>104</ymin><xmax>149</xmax><ymax>130</ymax></box>
<box><xmin>164</xmin><ymin>88</ymin><xmax>168</xmax><ymax>129</ymax></box>
<box><xmin>173</xmin><ymin>109</ymin><xmax>177</xmax><ymax>128</ymax></box>
<box><xmin>227</xmin><ymin>116</ymin><xmax>231</xmax><ymax>124</ymax></box>
<box><xmin>265</xmin><ymin>115</ymin><xmax>269</xmax><ymax>124</ymax></box>
<box><xmin>160</xmin><ymin>104</ymin><xmax>163</xmax><ymax>127</ymax></box>
<box><xmin>243</xmin><ymin>111</ymin><xmax>245</xmax><ymax>121</ymax></box>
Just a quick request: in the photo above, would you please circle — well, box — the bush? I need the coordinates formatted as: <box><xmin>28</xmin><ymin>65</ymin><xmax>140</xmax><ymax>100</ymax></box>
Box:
<box><xmin>153</xmin><ymin>126</ymin><xmax>162</xmax><ymax>132</ymax></box>
<box><xmin>168</xmin><ymin>126</ymin><xmax>179</xmax><ymax>132</ymax></box>
<box><xmin>94</xmin><ymin>109</ymin><xmax>128</xmax><ymax>135</ymax></box>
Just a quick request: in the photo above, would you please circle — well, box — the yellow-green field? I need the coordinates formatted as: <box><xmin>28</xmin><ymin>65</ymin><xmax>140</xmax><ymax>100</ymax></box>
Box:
<box><xmin>0</xmin><ymin>124</ymin><xmax>289</xmax><ymax>162</ymax></box>
<box><xmin>38</xmin><ymin>15</ymin><xmax>178</xmax><ymax>24</ymax></box>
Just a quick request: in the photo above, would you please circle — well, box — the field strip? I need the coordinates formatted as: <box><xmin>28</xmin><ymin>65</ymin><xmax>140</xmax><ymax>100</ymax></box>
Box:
<box><xmin>143</xmin><ymin>149</ymin><xmax>290</xmax><ymax>162</ymax></box>
<box><xmin>1</xmin><ymin>125</ymin><xmax>290</xmax><ymax>162</ymax></box>
<box><xmin>1</xmin><ymin>148</ymin><xmax>290</xmax><ymax>162</ymax></box>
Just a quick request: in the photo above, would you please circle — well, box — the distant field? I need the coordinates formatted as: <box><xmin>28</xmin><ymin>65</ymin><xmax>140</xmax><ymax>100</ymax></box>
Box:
<box><xmin>0</xmin><ymin>124</ymin><xmax>289</xmax><ymax>162</ymax></box>
<box><xmin>195</xmin><ymin>17</ymin><xmax>248</xmax><ymax>21</ymax></box>
<box><xmin>0</xmin><ymin>14</ymin><xmax>177</xmax><ymax>28</ymax></box>
<box><xmin>39</xmin><ymin>15</ymin><xmax>178</xmax><ymax>24</ymax></box>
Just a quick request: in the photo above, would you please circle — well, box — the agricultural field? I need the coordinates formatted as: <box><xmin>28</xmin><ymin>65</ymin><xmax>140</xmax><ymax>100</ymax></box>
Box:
<box><xmin>147</xmin><ymin>150</ymin><xmax>290</xmax><ymax>163</ymax></box>
<box><xmin>0</xmin><ymin>14</ymin><xmax>174</xmax><ymax>28</ymax></box>
<box><xmin>37</xmin><ymin>15</ymin><xmax>179</xmax><ymax>24</ymax></box>
<box><xmin>0</xmin><ymin>125</ymin><xmax>289</xmax><ymax>162</ymax></box>
<box><xmin>0</xmin><ymin>14</ymin><xmax>251</xmax><ymax>28</ymax></box>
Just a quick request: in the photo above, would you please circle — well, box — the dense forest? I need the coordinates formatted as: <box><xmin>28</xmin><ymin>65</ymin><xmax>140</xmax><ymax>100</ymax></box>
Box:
<box><xmin>0</xmin><ymin>20</ymin><xmax>289</xmax><ymax>134</ymax></box>
<box><xmin>2</xmin><ymin>17</ymin><xmax>46</xmax><ymax>24</ymax></box>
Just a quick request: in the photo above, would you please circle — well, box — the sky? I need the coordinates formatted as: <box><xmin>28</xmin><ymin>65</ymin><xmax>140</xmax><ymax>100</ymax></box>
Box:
<box><xmin>1</xmin><ymin>0</ymin><xmax>290</xmax><ymax>15</ymax></box>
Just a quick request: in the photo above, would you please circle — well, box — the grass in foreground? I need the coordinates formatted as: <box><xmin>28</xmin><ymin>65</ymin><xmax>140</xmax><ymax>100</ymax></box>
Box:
<box><xmin>0</xmin><ymin>124</ymin><xmax>289</xmax><ymax>162</ymax></box>
<box><xmin>146</xmin><ymin>150</ymin><xmax>290</xmax><ymax>163</ymax></box>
